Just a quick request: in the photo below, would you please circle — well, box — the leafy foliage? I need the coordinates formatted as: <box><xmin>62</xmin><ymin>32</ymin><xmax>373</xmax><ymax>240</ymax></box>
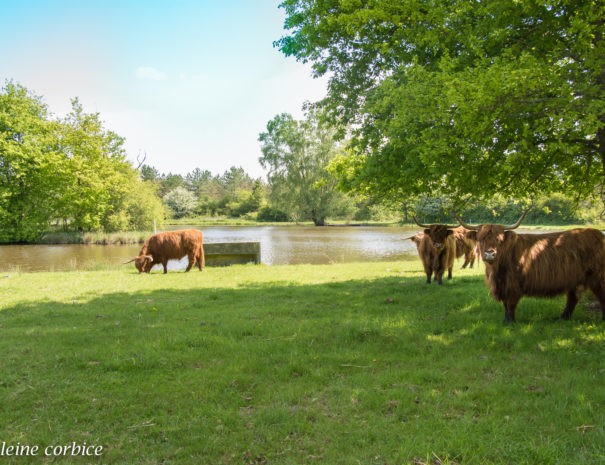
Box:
<box><xmin>0</xmin><ymin>82</ymin><xmax>165</xmax><ymax>241</ymax></box>
<box><xmin>259</xmin><ymin>111</ymin><xmax>355</xmax><ymax>225</ymax></box>
<box><xmin>0</xmin><ymin>83</ymin><xmax>63</xmax><ymax>241</ymax></box>
<box><xmin>163</xmin><ymin>186</ymin><xmax>198</xmax><ymax>219</ymax></box>
<box><xmin>277</xmin><ymin>0</ymin><xmax>605</xmax><ymax>208</ymax></box>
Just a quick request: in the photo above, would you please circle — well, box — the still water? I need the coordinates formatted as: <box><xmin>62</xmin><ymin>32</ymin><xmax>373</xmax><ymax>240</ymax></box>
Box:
<box><xmin>0</xmin><ymin>225</ymin><xmax>421</xmax><ymax>272</ymax></box>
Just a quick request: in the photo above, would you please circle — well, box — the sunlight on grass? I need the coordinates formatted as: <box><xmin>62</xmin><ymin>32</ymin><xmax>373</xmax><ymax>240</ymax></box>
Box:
<box><xmin>0</xmin><ymin>261</ymin><xmax>603</xmax><ymax>464</ymax></box>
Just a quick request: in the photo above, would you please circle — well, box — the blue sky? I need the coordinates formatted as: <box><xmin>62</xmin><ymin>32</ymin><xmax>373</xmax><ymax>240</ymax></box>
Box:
<box><xmin>1</xmin><ymin>1</ymin><xmax>328</xmax><ymax>178</ymax></box>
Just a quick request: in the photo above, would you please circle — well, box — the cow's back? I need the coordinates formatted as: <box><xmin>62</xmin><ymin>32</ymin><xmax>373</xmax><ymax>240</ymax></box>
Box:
<box><xmin>147</xmin><ymin>229</ymin><xmax>203</xmax><ymax>260</ymax></box>
<box><xmin>513</xmin><ymin>228</ymin><xmax>605</xmax><ymax>295</ymax></box>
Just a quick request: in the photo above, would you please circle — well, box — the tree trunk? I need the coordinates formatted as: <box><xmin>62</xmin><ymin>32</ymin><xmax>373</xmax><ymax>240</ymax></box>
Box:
<box><xmin>313</xmin><ymin>217</ymin><xmax>325</xmax><ymax>226</ymax></box>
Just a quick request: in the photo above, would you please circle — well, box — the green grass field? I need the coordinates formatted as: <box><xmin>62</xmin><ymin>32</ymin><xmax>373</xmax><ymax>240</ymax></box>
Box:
<box><xmin>0</xmin><ymin>261</ymin><xmax>603</xmax><ymax>464</ymax></box>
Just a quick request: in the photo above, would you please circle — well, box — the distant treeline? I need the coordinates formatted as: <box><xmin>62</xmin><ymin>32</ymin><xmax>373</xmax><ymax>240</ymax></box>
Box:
<box><xmin>142</xmin><ymin>164</ymin><xmax>603</xmax><ymax>226</ymax></box>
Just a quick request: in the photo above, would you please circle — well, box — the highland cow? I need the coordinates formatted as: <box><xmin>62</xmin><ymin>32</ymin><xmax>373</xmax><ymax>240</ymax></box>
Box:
<box><xmin>460</xmin><ymin>212</ymin><xmax>605</xmax><ymax>322</ymax></box>
<box><xmin>413</xmin><ymin>218</ymin><xmax>459</xmax><ymax>284</ymax></box>
<box><xmin>408</xmin><ymin>233</ymin><xmax>437</xmax><ymax>284</ymax></box>
<box><xmin>126</xmin><ymin>229</ymin><xmax>205</xmax><ymax>274</ymax></box>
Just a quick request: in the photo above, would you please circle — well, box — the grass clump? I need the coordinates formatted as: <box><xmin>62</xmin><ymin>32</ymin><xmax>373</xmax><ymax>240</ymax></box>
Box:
<box><xmin>0</xmin><ymin>262</ymin><xmax>603</xmax><ymax>464</ymax></box>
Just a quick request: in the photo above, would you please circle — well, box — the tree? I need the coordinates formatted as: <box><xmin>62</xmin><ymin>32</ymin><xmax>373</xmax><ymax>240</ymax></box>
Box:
<box><xmin>120</xmin><ymin>178</ymin><xmax>166</xmax><ymax>231</ymax></box>
<box><xmin>157</xmin><ymin>173</ymin><xmax>185</xmax><ymax>197</ymax></box>
<box><xmin>140</xmin><ymin>164</ymin><xmax>161</xmax><ymax>183</ymax></box>
<box><xmin>185</xmin><ymin>168</ymin><xmax>213</xmax><ymax>192</ymax></box>
<box><xmin>0</xmin><ymin>82</ymin><xmax>65</xmax><ymax>241</ymax></box>
<box><xmin>163</xmin><ymin>186</ymin><xmax>197</xmax><ymax>219</ymax></box>
<box><xmin>54</xmin><ymin>98</ymin><xmax>136</xmax><ymax>231</ymax></box>
<box><xmin>277</xmin><ymin>1</ymin><xmax>605</xmax><ymax>209</ymax></box>
<box><xmin>0</xmin><ymin>82</ymin><xmax>167</xmax><ymax>240</ymax></box>
<box><xmin>259</xmin><ymin>111</ymin><xmax>354</xmax><ymax>225</ymax></box>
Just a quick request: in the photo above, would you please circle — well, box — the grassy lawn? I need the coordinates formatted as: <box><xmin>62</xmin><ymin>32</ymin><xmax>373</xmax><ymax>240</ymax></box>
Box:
<box><xmin>0</xmin><ymin>261</ymin><xmax>603</xmax><ymax>464</ymax></box>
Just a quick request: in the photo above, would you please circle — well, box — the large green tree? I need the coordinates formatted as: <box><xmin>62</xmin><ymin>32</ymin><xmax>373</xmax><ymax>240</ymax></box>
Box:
<box><xmin>277</xmin><ymin>0</ymin><xmax>605</xmax><ymax>208</ymax></box>
<box><xmin>0</xmin><ymin>82</ymin><xmax>165</xmax><ymax>241</ymax></box>
<box><xmin>55</xmin><ymin>99</ymin><xmax>134</xmax><ymax>231</ymax></box>
<box><xmin>259</xmin><ymin>111</ymin><xmax>354</xmax><ymax>225</ymax></box>
<box><xmin>0</xmin><ymin>83</ymin><xmax>65</xmax><ymax>241</ymax></box>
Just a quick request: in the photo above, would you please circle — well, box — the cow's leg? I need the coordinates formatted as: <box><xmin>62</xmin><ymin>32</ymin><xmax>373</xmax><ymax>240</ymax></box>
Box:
<box><xmin>198</xmin><ymin>246</ymin><xmax>205</xmax><ymax>271</ymax></box>
<box><xmin>560</xmin><ymin>289</ymin><xmax>580</xmax><ymax>320</ymax></box>
<box><xmin>185</xmin><ymin>253</ymin><xmax>195</xmax><ymax>272</ymax></box>
<box><xmin>423</xmin><ymin>263</ymin><xmax>432</xmax><ymax>284</ymax></box>
<box><xmin>435</xmin><ymin>269</ymin><xmax>444</xmax><ymax>285</ymax></box>
<box><xmin>503</xmin><ymin>298</ymin><xmax>519</xmax><ymax>323</ymax></box>
<box><xmin>162</xmin><ymin>260</ymin><xmax>168</xmax><ymax>274</ymax></box>
<box><xmin>447</xmin><ymin>265</ymin><xmax>453</xmax><ymax>280</ymax></box>
<box><xmin>468</xmin><ymin>251</ymin><xmax>476</xmax><ymax>269</ymax></box>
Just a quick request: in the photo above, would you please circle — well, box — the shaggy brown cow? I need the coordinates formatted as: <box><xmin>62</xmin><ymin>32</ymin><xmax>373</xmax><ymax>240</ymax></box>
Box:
<box><xmin>411</xmin><ymin>220</ymin><xmax>457</xmax><ymax>284</ymax></box>
<box><xmin>408</xmin><ymin>233</ymin><xmax>437</xmax><ymax>284</ymax></box>
<box><xmin>460</xmin><ymin>213</ymin><xmax>605</xmax><ymax>322</ymax></box>
<box><xmin>126</xmin><ymin>229</ymin><xmax>205</xmax><ymax>274</ymax></box>
<box><xmin>452</xmin><ymin>226</ymin><xmax>478</xmax><ymax>269</ymax></box>
<box><xmin>414</xmin><ymin>218</ymin><xmax>477</xmax><ymax>271</ymax></box>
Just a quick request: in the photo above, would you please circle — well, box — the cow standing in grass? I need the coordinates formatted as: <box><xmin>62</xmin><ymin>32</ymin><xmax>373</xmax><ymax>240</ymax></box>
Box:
<box><xmin>460</xmin><ymin>212</ymin><xmax>605</xmax><ymax>322</ymax></box>
<box><xmin>411</xmin><ymin>219</ymin><xmax>458</xmax><ymax>284</ymax></box>
<box><xmin>126</xmin><ymin>229</ymin><xmax>205</xmax><ymax>274</ymax></box>
<box><xmin>408</xmin><ymin>233</ymin><xmax>438</xmax><ymax>284</ymax></box>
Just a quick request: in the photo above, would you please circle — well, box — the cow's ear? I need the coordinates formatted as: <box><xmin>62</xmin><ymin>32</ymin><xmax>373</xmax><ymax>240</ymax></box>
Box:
<box><xmin>424</xmin><ymin>228</ymin><xmax>430</xmax><ymax>235</ymax></box>
<box><xmin>466</xmin><ymin>231</ymin><xmax>477</xmax><ymax>241</ymax></box>
<box><xmin>503</xmin><ymin>231</ymin><xmax>516</xmax><ymax>241</ymax></box>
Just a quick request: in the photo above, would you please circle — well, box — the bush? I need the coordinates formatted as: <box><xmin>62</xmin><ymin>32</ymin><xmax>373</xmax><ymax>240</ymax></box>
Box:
<box><xmin>257</xmin><ymin>206</ymin><xmax>289</xmax><ymax>222</ymax></box>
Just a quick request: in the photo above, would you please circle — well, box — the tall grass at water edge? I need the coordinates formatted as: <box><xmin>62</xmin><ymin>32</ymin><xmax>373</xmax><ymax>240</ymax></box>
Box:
<box><xmin>39</xmin><ymin>231</ymin><xmax>150</xmax><ymax>245</ymax></box>
<box><xmin>0</xmin><ymin>261</ymin><xmax>603</xmax><ymax>464</ymax></box>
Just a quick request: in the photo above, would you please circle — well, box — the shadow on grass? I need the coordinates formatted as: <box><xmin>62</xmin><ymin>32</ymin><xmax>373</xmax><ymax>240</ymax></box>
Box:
<box><xmin>0</xmin><ymin>272</ymin><xmax>603</xmax><ymax>465</ymax></box>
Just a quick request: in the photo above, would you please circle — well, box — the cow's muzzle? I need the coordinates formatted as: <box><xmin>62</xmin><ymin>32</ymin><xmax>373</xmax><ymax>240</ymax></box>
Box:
<box><xmin>483</xmin><ymin>250</ymin><xmax>497</xmax><ymax>263</ymax></box>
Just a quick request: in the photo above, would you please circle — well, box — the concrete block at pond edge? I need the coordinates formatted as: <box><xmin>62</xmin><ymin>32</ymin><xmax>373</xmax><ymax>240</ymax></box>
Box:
<box><xmin>203</xmin><ymin>242</ymin><xmax>261</xmax><ymax>266</ymax></box>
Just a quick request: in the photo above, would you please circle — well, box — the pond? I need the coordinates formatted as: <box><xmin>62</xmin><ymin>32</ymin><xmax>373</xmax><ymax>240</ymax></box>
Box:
<box><xmin>0</xmin><ymin>225</ymin><xmax>422</xmax><ymax>272</ymax></box>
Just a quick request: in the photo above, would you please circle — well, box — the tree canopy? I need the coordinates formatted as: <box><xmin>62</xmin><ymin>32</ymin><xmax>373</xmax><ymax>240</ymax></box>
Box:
<box><xmin>0</xmin><ymin>82</ymin><xmax>164</xmax><ymax>242</ymax></box>
<box><xmin>276</xmin><ymin>0</ymin><xmax>605</xmax><ymax>209</ymax></box>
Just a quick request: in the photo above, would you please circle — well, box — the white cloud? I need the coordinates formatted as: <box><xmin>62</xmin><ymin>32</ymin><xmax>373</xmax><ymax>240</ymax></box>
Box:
<box><xmin>136</xmin><ymin>66</ymin><xmax>167</xmax><ymax>81</ymax></box>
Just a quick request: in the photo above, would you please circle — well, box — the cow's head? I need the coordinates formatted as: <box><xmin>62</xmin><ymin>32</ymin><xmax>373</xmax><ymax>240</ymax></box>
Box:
<box><xmin>134</xmin><ymin>255</ymin><xmax>154</xmax><ymax>273</ymax></box>
<box><xmin>124</xmin><ymin>255</ymin><xmax>154</xmax><ymax>273</ymax></box>
<box><xmin>413</xmin><ymin>217</ymin><xmax>456</xmax><ymax>251</ymax></box>
<box><xmin>458</xmin><ymin>211</ymin><xmax>529</xmax><ymax>264</ymax></box>
<box><xmin>406</xmin><ymin>233</ymin><xmax>425</xmax><ymax>249</ymax></box>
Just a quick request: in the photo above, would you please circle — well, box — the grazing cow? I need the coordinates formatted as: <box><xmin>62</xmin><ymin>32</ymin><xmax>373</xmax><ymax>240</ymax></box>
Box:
<box><xmin>460</xmin><ymin>212</ymin><xmax>605</xmax><ymax>322</ymax></box>
<box><xmin>125</xmin><ymin>229</ymin><xmax>205</xmax><ymax>274</ymax></box>
<box><xmin>408</xmin><ymin>233</ymin><xmax>437</xmax><ymax>284</ymax></box>
<box><xmin>411</xmin><ymin>219</ymin><xmax>458</xmax><ymax>284</ymax></box>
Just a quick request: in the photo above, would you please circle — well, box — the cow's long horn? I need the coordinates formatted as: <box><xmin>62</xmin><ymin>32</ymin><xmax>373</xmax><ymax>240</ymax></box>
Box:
<box><xmin>414</xmin><ymin>215</ymin><xmax>458</xmax><ymax>229</ymax></box>
<box><xmin>457</xmin><ymin>216</ymin><xmax>480</xmax><ymax>231</ymax></box>
<box><xmin>413</xmin><ymin>215</ymin><xmax>431</xmax><ymax>229</ymax></box>
<box><xmin>503</xmin><ymin>209</ymin><xmax>531</xmax><ymax>230</ymax></box>
<box><xmin>123</xmin><ymin>258</ymin><xmax>136</xmax><ymax>264</ymax></box>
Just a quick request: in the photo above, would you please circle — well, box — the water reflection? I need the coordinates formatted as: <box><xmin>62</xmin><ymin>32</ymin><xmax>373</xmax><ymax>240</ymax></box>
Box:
<box><xmin>0</xmin><ymin>225</ymin><xmax>420</xmax><ymax>272</ymax></box>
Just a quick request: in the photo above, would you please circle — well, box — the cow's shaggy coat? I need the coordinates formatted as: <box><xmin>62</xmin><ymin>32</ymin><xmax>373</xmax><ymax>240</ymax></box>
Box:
<box><xmin>409</xmin><ymin>230</ymin><xmax>456</xmax><ymax>285</ymax></box>
<box><xmin>466</xmin><ymin>225</ymin><xmax>605</xmax><ymax>322</ymax></box>
<box><xmin>133</xmin><ymin>229</ymin><xmax>205</xmax><ymax>274</ymax></box>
